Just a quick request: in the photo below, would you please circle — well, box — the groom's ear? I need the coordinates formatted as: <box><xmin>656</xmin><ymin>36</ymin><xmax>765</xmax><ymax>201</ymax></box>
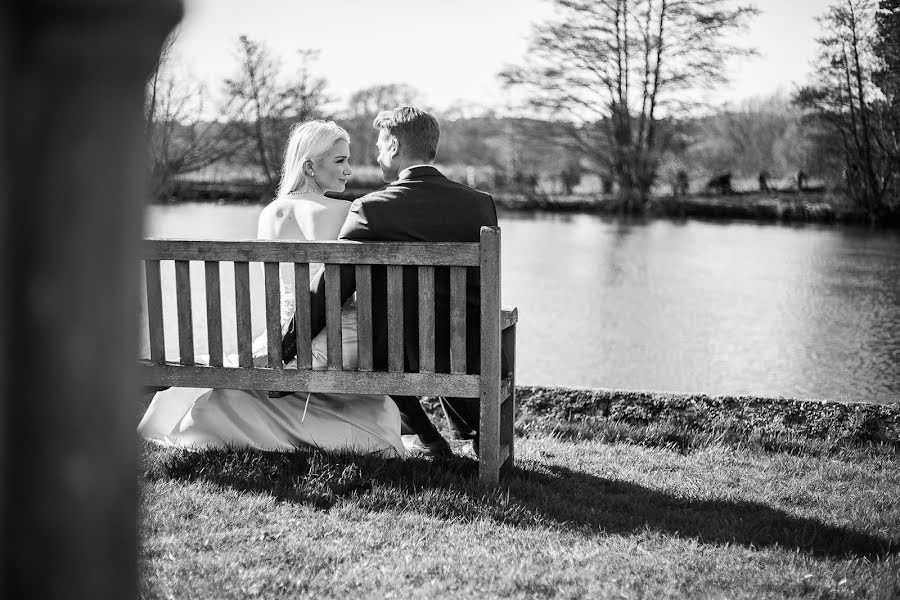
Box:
<box><xmin>389</xmin><ymin>135</ymin><xmax>400</xmax><ymax>157</ymax></box>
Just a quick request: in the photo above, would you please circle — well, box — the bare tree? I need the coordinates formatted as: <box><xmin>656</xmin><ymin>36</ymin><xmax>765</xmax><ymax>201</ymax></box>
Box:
<box><xmin>873</xmin><ymin>0</ymin><xmax>900</xmax><ymax>202</ymax></box>
<box><xmin>144</xmin><ymin>31</ymin><xmax>179</xmax><ymax>138</ymax></box>
<box><xmin>144</xmin><ymin>31</ymin><xmax>239</xmax><ymax>200</ymax></box>
<box><xmin>501</xmin><ymin>0</ymin><xmax>757</xmax><ymax>210</ymax></box>
<box><xmin>796</xmin><ymin>0</ymin><xmax>896</xmax><ymax>216</ymax></box>
<box><xmin>690</xmin><ymin>95</ymin><xmax>801</xmax><ymax>179</ymax></box>
<box><xmin>224</xmin><ymin>36</ymin><xmax>328</xmax><ymax>192</ymax></box>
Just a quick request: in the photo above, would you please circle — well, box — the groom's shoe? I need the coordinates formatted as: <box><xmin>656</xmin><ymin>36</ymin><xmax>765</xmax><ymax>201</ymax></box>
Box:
<box><xmin>402</xmin><ymin>435</ymin><xmax>453</xmax><ymax>458</ymax></box>
<box><xmin>461</xmin><ymin>436</ymin><xmax>480</xmax><ymax>458</ymax></box>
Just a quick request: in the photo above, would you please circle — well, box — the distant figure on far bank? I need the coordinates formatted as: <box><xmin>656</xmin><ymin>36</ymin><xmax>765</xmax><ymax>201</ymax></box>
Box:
<box><xmin>797</xmin><ymin>169</ymin><xmax>808</xmax><ymax>191</ymax></box>
<box><xmin>673</xmin><ymin>170</ymin><xmax>690</xmax><ymax>198</ymax></box>
<box><xmin>706</xmin><ymin>172</ymin><xmax>734</xmax><ymax>195</ymax></box>
<box><xmin>559</xmin><ymin>161</ymin><xmax>581</xmax><ymax>195</ymax></box>
<box><xmin>758</xmin><ymin>170</ymin><xmax>770</xmax><ymax>192</ymax></box>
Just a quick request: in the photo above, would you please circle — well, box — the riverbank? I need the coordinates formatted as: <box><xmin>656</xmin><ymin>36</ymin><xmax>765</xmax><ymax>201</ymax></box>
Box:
<box><xmin>139</xmin><ymin>386</ymin><xmax>899</xmax><ymax>599</ymax></box>
<box><xmin>492</xmin><ymin>190</ymin><xmax>896</xmax><ymax>226</ymax></box>
<box><xmin>509</xmin><ymin>386</ymin><xmax>900</xmax><ymax>454</ymax></box>
<box><xmin>409</xmin><ymin>386</ymin><xmax>900</xmax><ymax>457</ymax></box>
<box><xmin>161</xmin><ymin>180</ymin><xmax>899</xmax><ymax>227</ymax></box>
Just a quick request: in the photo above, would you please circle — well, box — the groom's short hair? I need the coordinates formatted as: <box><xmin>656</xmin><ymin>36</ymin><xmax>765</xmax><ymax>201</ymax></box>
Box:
<box><xmin>373</xmin><ymin>107</ymin><xmax>440</xmax><ymax>161</ymax></box>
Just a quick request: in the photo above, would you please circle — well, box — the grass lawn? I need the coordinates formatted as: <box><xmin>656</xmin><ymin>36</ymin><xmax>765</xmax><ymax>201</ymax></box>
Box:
<box><xmin>139</xmin><ymin>391</ymin><xmax>900</xmax><ymax>599</ymax></box>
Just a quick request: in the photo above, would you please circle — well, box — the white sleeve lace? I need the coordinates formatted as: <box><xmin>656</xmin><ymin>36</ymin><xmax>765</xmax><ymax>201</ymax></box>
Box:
<box><xmin>250</xmin><ymin>261</ymin><xmax>302</xmax><ymax>360</ymax></box>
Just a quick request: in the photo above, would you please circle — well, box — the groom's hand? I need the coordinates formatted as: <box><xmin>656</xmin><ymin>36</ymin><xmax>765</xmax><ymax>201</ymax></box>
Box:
<box><xmin>281</xmin><ymin>317</ymin><xmax>297</xmax><ymax>364</ymax></box>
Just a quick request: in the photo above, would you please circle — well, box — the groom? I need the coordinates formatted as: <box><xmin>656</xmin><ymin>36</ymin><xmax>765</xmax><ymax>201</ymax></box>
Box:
<box><xmin>282</xmin><ymin>106</ymin><xmax>499</xmax><ymax>455</ymax></box>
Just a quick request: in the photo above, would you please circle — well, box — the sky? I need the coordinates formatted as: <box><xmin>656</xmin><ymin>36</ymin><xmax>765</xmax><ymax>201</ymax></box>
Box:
<box><xmin>170</xmin><ymin>0</ymin><xmax>829</xmax><ymax>114</ymax></box>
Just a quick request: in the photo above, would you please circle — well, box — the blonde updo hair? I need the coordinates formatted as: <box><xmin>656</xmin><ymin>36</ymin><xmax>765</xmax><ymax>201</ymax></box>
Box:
<box><xmin>277</xmin><ymin>120</ymin><xmax>350</xmax><ymax>197</ymax></box>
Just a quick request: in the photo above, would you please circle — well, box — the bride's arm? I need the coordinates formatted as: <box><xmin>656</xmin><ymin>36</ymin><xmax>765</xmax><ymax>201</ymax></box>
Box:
<box><xmin>256</xmin><ymin>199</ymin><xmax>301</xmax><ymax>327</ymax></box>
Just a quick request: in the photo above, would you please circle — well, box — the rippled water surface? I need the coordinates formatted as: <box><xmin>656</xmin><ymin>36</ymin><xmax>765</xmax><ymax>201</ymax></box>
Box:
<box><xmin>147</xmin><ymin>204</ymin><xmax>900</xmax><ymax>403</ymax></box>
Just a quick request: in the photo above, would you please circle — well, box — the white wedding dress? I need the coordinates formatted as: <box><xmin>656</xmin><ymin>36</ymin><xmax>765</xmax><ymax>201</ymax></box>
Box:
<box><xmin>138</xmin><ymin>194</ymin><xmax>404</xmax><ymax>457</ymax></box>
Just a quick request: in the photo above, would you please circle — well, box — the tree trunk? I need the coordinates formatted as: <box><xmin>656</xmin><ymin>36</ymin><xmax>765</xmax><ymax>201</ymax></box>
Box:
<box><xmin>252</xmin><ymin>94</ymin><xmax>273</xmax><ymax>190</ymax></box>
<box><xmin>847</xmin><ymin>0</ymin><xmax>884</xmax><ymax>214</ymax></box>
<box><xmin>645</xmin><ymin>0</ymin><xmax>667</xmax><ymax>160</ymax></box>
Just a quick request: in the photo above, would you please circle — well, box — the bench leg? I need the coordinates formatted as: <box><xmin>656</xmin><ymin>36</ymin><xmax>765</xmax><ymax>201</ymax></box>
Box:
<box><xmin>478</xmin><ymin>384</ymin><xmax>501</xmax><ymax>485</ymax></box>
<box><xmin>478</xmin><ymin>323</ymin><xmax>516</xmax><ymax>486</ymax></box>
<box><xmin>500</xmin><ymin>324</ymin><xmax>516</xmax><ymax>477</ymax></box>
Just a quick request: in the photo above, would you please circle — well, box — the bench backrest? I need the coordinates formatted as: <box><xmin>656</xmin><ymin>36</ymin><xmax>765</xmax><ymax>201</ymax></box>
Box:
<box><xmin>141</xmin><ymin>226</ymin><xmax>501</xmax><ymax>399</ymax></box>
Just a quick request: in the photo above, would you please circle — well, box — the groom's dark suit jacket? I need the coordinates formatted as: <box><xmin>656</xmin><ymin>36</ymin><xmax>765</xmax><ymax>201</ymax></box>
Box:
<box><xmin>283</xmin><ymin>165</ymin><xmax>499</xmax><ymax>380</ymax></box>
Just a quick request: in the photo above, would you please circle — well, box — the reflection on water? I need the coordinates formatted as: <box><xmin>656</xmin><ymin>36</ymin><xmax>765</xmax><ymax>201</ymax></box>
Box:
<box><xmin>146</xmin><ymin>204</ymin><xmax>900</xmax><ymax>404</ymax></box>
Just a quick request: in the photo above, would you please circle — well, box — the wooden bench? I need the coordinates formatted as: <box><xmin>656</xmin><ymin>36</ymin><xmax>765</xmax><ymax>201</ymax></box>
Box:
<box><xmin>140</xmin><ymin>226</ymin><xmax>518</xmax><ymax>484</ymax></box>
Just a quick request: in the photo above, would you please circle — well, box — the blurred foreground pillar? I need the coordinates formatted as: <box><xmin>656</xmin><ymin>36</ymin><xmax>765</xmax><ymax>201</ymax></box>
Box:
<box><xmin>1</xmin><ymin>1</ymin><xmax>180</xmax><ymax>598</ymax></box>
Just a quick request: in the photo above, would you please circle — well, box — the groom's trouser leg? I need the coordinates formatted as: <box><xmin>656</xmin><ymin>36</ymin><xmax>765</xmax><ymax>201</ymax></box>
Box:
<box><xmin>390</xmin><ymin>395</ymin><xmax>443</xmax><ymax>442</ymax></box>
<box><xmin>439</xmin><ymin>397</ymin><xmax>479</xmax><ymax>440</ymax></box>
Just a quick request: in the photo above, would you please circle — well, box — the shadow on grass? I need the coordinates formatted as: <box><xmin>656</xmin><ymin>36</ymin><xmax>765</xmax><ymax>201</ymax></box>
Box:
<box><xmin>141</xmin><ymin>442</ymin><xmax>896</xmax><ymax>560</ymax></box>
<box><xmin>513</xmin><ymin>463</ymin><xmax>896</xmax><ymax>560</ymax></box>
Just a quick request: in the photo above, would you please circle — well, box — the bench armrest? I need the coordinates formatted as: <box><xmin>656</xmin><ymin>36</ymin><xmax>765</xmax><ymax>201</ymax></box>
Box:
<box><xmin>501</xmin><ymin>307</ymin><xmax>518</xmax><ymax>330</ymax></box>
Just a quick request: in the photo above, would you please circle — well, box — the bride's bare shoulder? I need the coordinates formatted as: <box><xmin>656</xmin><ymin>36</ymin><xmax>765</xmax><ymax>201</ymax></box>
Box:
<box><xmin>259</xmin><ymin>196</ymin><xmax>295</xmax><ymax>218</ymax></box>
<box><xmin>288</xmin><ymin>195</ymin><xmax>351</xmax><ymax>240</ymax></box>
<box><xmin>257</xmin><ymin>196</ymin><xmax>296</xmax><ymax>239</ymax></box>
<box><xmin>289</xmin><ymin>195</ymin><xmax>352</xmax><ymax>222</ymax></box>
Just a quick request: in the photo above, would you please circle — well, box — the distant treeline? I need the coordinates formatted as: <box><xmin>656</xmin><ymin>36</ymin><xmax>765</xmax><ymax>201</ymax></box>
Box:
<box><xmin>149</xmin><ymin>102</ymin><xmax>860</xmax><ymax>198</ymax></box>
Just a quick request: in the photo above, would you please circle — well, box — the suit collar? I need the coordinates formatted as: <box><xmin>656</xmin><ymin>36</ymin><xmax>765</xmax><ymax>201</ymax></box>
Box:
<box><xmin>396</xmin><ymin>165</ymin><xmax>443</xmax><ymax>181</ymax></box>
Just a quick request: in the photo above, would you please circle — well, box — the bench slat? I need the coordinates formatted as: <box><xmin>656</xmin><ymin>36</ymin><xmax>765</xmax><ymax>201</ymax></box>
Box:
<box><xmin>478</xmin><ymin>226</ymin><xmax>502</xmax><ymax>485</ymax></box>
<box><xmin>174</xmin><ymin>260</ymin><xmax>194</xmax><ymax>366</ymax></box>
<box><xmin>501</xmin><ymin>325</ymin><xmax>516</xmax><ymax>475</ymax></box>
<box><xmin>417</xmin><ymin>266</ymin><xmax>435</xmax><ymax>373</ymax></box>
<box><xmin>387</xmin><ymin>265</ymin><xmax>404</xmax><ymax>372</ymax></box>
<box><xmin>355</xmin><ymin>265</ymin><xmax>373</xmax><ymax>372</ymax></box>
<box><xmin>140</xmin><ymin>363</ymin><xmax>481</xmax><ymax>397</ymax></box>
<box><xmin>325</xmin><ymin>264</ymin><xmax>343</xmax><ymax>370</ymax></box>
<box><xmin>145</xmin><ymin>239</ymin><xmax>480</xmax><ymax>266</ymax></box>
<box><xmin>450</xmin><ymin>267</ymin><xmax>466</xmax><ymax>374</ymax></box>
<box><xmin>234</xmin><ymin>261</ymin><xmax>252</xmax><ymax>368</ymax></box>
<box><xmin>204</xmin><ymin>261</ymin><xmax>223</xmax><ymax>367</ymax></box>
<box><xmin>293</xmin><ymin>263</ymin><xmax>312</xmax><ymax>369</ymax></box>
<box><xmin>500</xmin><ymin>308</ymin><xmax>517</xmax><ymax>479</ymax></box>
<box><xmin>144</xmin><ymin>260</ymin><xmax>165</xmax><ymax>364</ymax></box>
<box><xmin>263</xmin><ymin>262</ymin><xmax>282</xmax><ymax>369</ymax></box>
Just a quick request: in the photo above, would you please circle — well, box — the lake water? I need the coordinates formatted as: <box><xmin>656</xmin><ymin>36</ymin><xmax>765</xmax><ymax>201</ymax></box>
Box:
<box><xmin>146</xmin><ymin>203</ymin><xmax>900</xmax><ymax>404</ymax></box>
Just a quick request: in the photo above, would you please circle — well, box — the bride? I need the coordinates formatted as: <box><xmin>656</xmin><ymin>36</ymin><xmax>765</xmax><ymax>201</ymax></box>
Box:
<box><xmin>138</xmin><ymin>121</ymin><xmax>405</xmax><ymax>457</ymax></box>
